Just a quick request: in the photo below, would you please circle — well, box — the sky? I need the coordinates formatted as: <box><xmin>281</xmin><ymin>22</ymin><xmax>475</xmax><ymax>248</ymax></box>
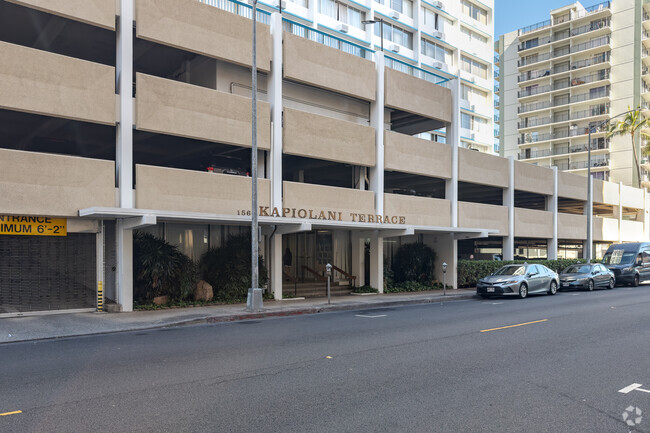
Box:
<box><xmin>494</xmin><ymin>0</ymin><xmax>588</xmax><ymax>37</ymax></box>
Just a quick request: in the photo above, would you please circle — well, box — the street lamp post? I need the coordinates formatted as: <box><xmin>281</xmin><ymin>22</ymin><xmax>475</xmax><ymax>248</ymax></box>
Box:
<box><xmin>361</xmin><ymin>18</ymin><xmax>384</xmax><ymax>52</ymax></box>
<box><xmin>247</xmin><ymin>0</ymin><xmax>263</xmax><ymax>312</ymax></box>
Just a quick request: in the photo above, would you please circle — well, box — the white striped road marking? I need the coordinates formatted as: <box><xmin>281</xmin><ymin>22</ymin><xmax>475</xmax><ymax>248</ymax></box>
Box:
<box><xmin>355</xmin><ymin>314</ymin><xmax>387</xmax><ymax>318</ymax></box>
<box><xmin>619</xmin><ymin>384</ymin><xmax>650</xmax><ymax>394</ymax></box>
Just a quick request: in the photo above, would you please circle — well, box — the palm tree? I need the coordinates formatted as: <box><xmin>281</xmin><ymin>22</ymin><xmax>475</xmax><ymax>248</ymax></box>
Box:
<box><xmin>606</xmin><ymin>107</ymin><xmax>648</xmax><ymax>188</ymax></box>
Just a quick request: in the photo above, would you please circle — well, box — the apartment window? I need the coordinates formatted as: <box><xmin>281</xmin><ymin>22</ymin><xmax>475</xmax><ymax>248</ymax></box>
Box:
<box><xmin>461</xmin><ymin>84</ymin><xmax>488</xmax><ymax>105</ymax></box>
<box><xmin>319</xmin><ymin>0</ymin><xmax>365</xmax><ymax>28</ymax></box>
<box><xmin>422</xmin><ymin>7</ymin><xmax>452</xmax><ymax>31</ymax></box>
<box><xmin>375</xmin><ymin>21</ymin><xmax>413</xmax><ymax>49</ymax></box>
<box><xmin>460</xmin><ymin>26</ymin><xmax>488</xmax><ymax>45</ymax></box>
<box><xmin>461</xmin><ymin>0</ymin><xmax>487</xmax><ymax>25</ymax></box>
<box><xmin>524</xmin><ymin>38</ymin><xmax>539</xmax><ymax>50</ymax></box>
<box><xmin>421</xmin><ymin>38</ymin><xmax>453</xmax><ymax>64</ymax></box>
<box><xmin>461</xmin><ymin>113</ymin><xmax>487</xmax><ymax>134</ymax></box>
<box><xmin>461</xmin><ymin>55</ymin><xmax>488</xmax><ymax>79</ymax></box>
<box><xmin>375</xmin><ymin>0</ymin><xmax>413</xmax><ymax>17</ymax></box>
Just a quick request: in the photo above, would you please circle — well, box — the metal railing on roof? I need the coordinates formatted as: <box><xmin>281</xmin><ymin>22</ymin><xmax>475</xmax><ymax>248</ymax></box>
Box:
<box><xmin>282</xmin><ymin>19</ymin><xmax>374</xmax><ymax>60</ymax></box>
<box><xmin>385</xmin><ymin>56</ymin><xmax>450</xmax><ymax>88</ymax></box>
<box><xmin>519</xmin><ymin>19</ymin><xmax>552</xmax><ymax>36</ymax></box>
<box><xmin>198</xmin><ymin>0</ymin><xmax>271</xmax><ymax>23</ymax></box>
<box><xmin>583</xmin><ymin>1</ymin><xmax>611</xmax><ymax>15</ymax></box>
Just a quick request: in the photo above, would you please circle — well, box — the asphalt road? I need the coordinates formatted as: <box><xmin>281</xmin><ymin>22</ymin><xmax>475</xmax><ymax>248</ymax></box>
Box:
<box><xmin>1</xmin><ymin>286</ymin><xmax>650</xmax><ymax>432</ymax></box>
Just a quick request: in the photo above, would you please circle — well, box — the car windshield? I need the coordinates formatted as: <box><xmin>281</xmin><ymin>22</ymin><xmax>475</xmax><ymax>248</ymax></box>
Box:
<box><xmin>602</xmin><ymin>250</ymin><xmax>636</xmax><ymax>265</ymax></box>
<box><xmin>564</xmin><ymin>265</ymin><xmax>591</xmax><ymax>274</ymax></box>
<box><xmin>493</xmin><ymin>265</ymin><xmax>525</xmax><ymax>276</ymax></box>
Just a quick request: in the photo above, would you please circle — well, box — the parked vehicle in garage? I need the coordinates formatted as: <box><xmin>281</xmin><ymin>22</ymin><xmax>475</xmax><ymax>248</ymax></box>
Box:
<box><xmin>602</xmin><ymin>242</ymin><xmax>650</xmax><ymax>286</ymax></box>
<box><xmin>476</xmin><ymin>263</ymin><xmax>559</xmax><ymax>299</ymax></box>
<box><xmin>559</xmin><ymin>263</ymin><xmax>614</xmax><ymax>291</ymax></box>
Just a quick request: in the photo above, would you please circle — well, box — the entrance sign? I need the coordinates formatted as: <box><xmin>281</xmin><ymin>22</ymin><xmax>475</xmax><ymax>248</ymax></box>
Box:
<box><xmin>239</xmin><ymin>206</ymin><xmax>407</xmax><ymax>225</ymax></box>
<box><xmin>0</xmin><ymin>216</ymin><xmax>67</xmax><ymax>236</ymax></box>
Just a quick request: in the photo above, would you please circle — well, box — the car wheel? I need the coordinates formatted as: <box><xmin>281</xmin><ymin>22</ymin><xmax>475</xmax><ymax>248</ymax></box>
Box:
<box><xmin>518</xmin><ymin>283</ymin><xmax>528</xmax><ymax>299</ymax></box>
<box><xmin>633</xmin><ymin>274</ymin><xmax>640</xmax><ymax>287</ymax></box>
<box><xmin>608</xmin><ymin>278</ymin><xmax>615</xmax><ymax>290</ymax></box>
<box><xmin>587</xmin><ymin>279</ymin><xmax>594</xmax><ymax>291</ymax></box>
<box><xmin>548</xmin><ymin>280</ymin><xmax>558</xmax><ymax>295</ymax></box>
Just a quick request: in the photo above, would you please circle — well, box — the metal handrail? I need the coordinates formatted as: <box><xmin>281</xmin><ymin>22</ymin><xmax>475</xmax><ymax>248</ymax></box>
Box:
<box><xmin>330</xmin><ymin>264</ymin><xmax>356</xmax><ymax>287</ymax></box>
<box><xmin>282</xmin><ymin>19</ymin><xmax>374</xmax><ymax>60</ymax></box>
<box><xmin>301</xmin><ymin>265</ymin><xmax>327</xmax><ymax>282</ymax></box>
<box><xmin>385</xmin><ymin>56</ymin><xmax>450</xmax><ymax>87</ymax></box>
<box><xmin>198</xmin><ymin>0</ymin><xmax>271</xmax><ymax>23</ymax></box>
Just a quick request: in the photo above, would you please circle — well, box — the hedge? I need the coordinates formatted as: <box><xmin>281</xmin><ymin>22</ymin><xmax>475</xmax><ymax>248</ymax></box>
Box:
<box><xmin>457</xmin><ymin>259</ymin><xmax>585</xmax><ymax>288</ymax></box>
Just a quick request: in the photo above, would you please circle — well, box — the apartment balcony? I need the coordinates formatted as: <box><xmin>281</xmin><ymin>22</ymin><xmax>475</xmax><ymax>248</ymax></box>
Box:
<box><xmin>518</xmin><ymin>149</ymin><xmax>551</xmax><ymax>160</ymax></box>
<box><xmin>550</xmin><ymin>140</ymin><xmax>609</xmax><ymax>157</ymax></box>
<box><xmin>518</xmin><ymin>52</ymin><xmax>552</xmax><ymax>69</ymax></box>
<box><xmin>518</xmin><ymin>84</ymin><xmax>552</xmax><ymax>99</ymax></box>
<box><xmin>554</xmin><ymin>157</ymin><xmax>610</xmax><ymax>171</ymax></box>
<box><xmin>572</xmin><ymin>1</ymin><xmax>611</xmax><ymax>23</ymax></box>
<box><xmin>518</xmin><ymin>116</ymin><xmax>551</xmax><ymax>129</ymax></box>
<box><xmin>518</xmin><ymin>36</ymin><xmax>552</xmax><ymax>52</ymax></box>
<box><xmin>518</xmin><ymin>100</ymin><xmax>551</xmax><ymax>114</ymax></box>
<box><xmin>551</xmin><ymin>88</ymin><xmax>610</xmax><ymax>109</ymax></box>
<box><xmin>518</xmin><ymin>132</ymin><xmax>551</xmax><ymax>145</ymax></box>
<box><xmin>518</xmin><ymin>68</ymin><xmax>551</xmax><ymax>83</ymax></box>
<box><xmin>569</xmin><ymin>69</ymin><xmax>611</xmax><ymax>89</ymax></box>
<box><xmin>571</xmin><ymin>52</ymin><xmax>611</xmax><ymax>72</ymax></box>
<box><xmin>571</xmin><ymin>18</ymin><xmax>610</xmax><ymax>38</ymax></box>
<box><xmin>570</xmin><ymin>36</ymin><xmax>610</xmax><ymax>56</ymax></box>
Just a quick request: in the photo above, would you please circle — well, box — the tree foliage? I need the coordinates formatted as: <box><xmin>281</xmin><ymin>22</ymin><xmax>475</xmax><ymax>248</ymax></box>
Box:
<box><xmin>391</xmin><ymin>242</ymin><xmax>437</xmax><ymax>285</ymax></box>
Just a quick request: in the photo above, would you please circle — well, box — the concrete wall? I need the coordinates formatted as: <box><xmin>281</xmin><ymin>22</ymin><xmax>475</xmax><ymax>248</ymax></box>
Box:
<box><xmin>458</xmin><ymin>147</ymin><xmax>508</xmax><ymax>187</ymax></box>
<box><xmin>0</xmin><ymin>149</ymin><xmax>115</xmax><ymax>217</ymax></box>
<box><xmin>558</xmin><ymin>171</ymin><xmax>587</xmax><ymax>201</ymax></box>
<box><xmin>135</xmin><ymin>0</ymin><xmax>271</xmax><ymax>71</ymax></box>
<box><xmin>593</xmin><ymin>216</ymin><xmax>619</xmax><ymax>242</ymax></box>
<box><xmin>514</xmin><ymin>208</ymin><xmax>553</xmax><ymax>238</ymax></box>
<box><xmin>0</xmin><ymin>41</ymin><xmax>115</xmax><ymax>125</ymax></box>
<box><xmin>558</xmin><ymin>213</ymin><xmax>587</xmax><ymax>240</ymax></box>
<box><xmin>620</xmin><ymin>184</ymin><xmax>644</xmax><ymax>209</ymax></box>
<box><xmin>384</xmin><ymin>67</ymin><xmax>452</xmax><ymax>122</ymax></box>
<box><xmin>283</xmin><ymin>108</ymin><xmax>375</xmax><ymax>166</ymax></box>
<box><xmin>384</xmin><ymin>131</ymin><xmax>451</xmax><ymax>179</ymax></box>
<box><xmin>593</xmin><ymin>179</ymin><xmax>620</xmax><ymax>205</ymax></box>
<box><xmin>136</xmin><ymin>165</ymin><xmax>270</xmax><ymax>213</ymax></box>
<box><xmin>514</xmin><ymin>161</ymin><xmax>553</xmax><ymax>196</ymax></box>
<box><xmin>283</xmin><ymin>33</ymin><xmax>376</xmax><ymax>101</ymax></box>
<box><xmin>136</xmin><ymin>73</ymin><xmax>270</xmax><ymax>149</ymax></box>
<box><xmin>621</xmin><ymin>220</ymin><xmax>644</xmax><ymax>242</ymax></box>
<box><xmin>383</xmin><ymin>194</ymin><xmax>451</xmax><ymax>227</ymax></box>
<box><xmin>7</xmin><ymin>0</ymin><xmax>116</xmax><ymax>29</ymax></box>
<box><xmin>459</xmin><ymin>202</ymin><xmax>508</xmax><ymax>235</ymax></box>
<box><xmin>282</xmin><ymin>182</ymin><xmax>375</xmax><ymax>222</ymax></box>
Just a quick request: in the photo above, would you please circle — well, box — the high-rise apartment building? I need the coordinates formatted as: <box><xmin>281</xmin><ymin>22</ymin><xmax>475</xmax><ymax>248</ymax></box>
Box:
<box><xmin>496</xmin><ymin>0</ymin><xmax>646</xmax><ymax>186</ymax></box>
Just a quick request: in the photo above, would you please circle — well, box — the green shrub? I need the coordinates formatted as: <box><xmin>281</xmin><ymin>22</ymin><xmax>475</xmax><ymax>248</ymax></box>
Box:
<box><xmin>133</xmin><ymin>232</ymin><xmax>198</xmax><ymax>302</ymax></box>
<box><xmin>391</xmin><ymin>242</ymin><xmax>437</xmax><ymax>285</ymax></box>
<box><xmin>385</xmin><ymin>280</ymin><xmax>432</xmax><ymax>293</ymax></box>
<box><xmin>199</xmin><ymin>233</ymin><xmax>268</xmax><ymax>301</ymax></box>
<box><xmin>457</xmin><ymin>259</ymin><xmax>585</xmax><ymax>288</ymax></box>
<box><xmin>352</xmin><ymin>285</ymin><xmax>379</xmax><ymax>294</ymax></box>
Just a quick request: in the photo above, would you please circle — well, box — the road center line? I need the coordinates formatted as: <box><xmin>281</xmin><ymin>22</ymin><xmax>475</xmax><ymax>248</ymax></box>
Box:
<box><xmin>480</xmin><ymin>319</ymin><xmax>548</xmax><ymax>333</ymax></box>
<box><xmin>355</xmin><ymin>314</ymin><xmax>387</xmax><ymax>318</ymax></box>
<box><xmin>0</xmin><ymin>410</ymin><xmax>22</xmax><ymax>417</ymax></box>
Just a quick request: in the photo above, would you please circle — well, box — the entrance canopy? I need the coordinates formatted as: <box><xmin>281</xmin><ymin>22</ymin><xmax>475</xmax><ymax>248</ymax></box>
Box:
<box><xmin>79</xmin><ymin>207</ymin><xmax>498</xmax><ymax>239</ymax></box>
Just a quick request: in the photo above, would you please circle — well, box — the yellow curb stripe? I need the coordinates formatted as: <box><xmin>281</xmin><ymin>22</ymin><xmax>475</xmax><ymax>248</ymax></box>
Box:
<box><xmin>0</xmin><ymin>410</ymin><xmax>22</xmax><ymax>416</ymax></box>
<box><xmin>480</xmin><ymin>319</ymin><xmax>548</xmax><ymax>333</ymax></box>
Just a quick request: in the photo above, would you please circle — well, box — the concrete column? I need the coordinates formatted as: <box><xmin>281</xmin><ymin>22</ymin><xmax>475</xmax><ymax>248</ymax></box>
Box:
<box><xmin>645</xmin><ymin>188</ymin><xmax>650</xmax><ymax>241</ymax></box>
<box><xmin>369</xmin><ymin>51</ymin><xmax>385</xmax><ymax>215</ymax></box>
<box><xmin>271</xmin><ymin>233</ymin><xmax>283</xmax><ymax>300</ymax></box>
<box><xmin>584</xmin><ymin>175</ymin><xmax>594</xmax><ymax>261</ymax></box>
<box><xmin>618</xmin><ymin>182</ymin><xmax>624</xmax><ymax>243</ymax></box>
<box><xmin>503</xmin><ymin>156</ymin><xmax>515</xmax><ymax>260</ymax></box>
<box><xmin>446</xmin><ymin>78</ymin><xmax>460</xmax><ymax>228</ymax></box>
<box><xmin>424</xmin><ymin>234</ymin><xmax>457</xmax><ymax>289</ymax></box>
<box><xmin>115</xmin><ymin>0</ymin><xmax>135</xmax><ymax>312</ymax></box>
<box><xmin>369</xmin><ymin>232</ymin><xmax>383</xmax><ymax>293</ymax></box>
<box><xmin>115</xmin><ymin>220</ymin><xmax>133</xmax><ymax>312</ymax></box>
<box><xmin>269</xmin><ymin>12</ymin><xmax>283</xmax><ymax>210</ymax></box>
<box><xmin>547</xmin><ymin>167</ymin><xmax>558</xmax><ymax>259</ymax></box>
<box><xmin>96</xmin><ymin>221</ymin><xmax>105</xmax><ymax>311</ymax></box>
<box><xmin>351</xmin><ymin>231</ymin><xmax>365</xmax><ymax>287</ymax></box>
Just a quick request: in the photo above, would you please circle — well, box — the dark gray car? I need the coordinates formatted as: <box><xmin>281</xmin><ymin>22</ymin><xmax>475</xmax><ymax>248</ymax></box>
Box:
<box><xmin>476</xmin><ymin>264</ymin><xmax>559</xmax><ymax>299</ymax></box>
<box><xmin>559</xmin><ymin>263</ymin><xmax>615</xmax><ymax>291</ymax></box>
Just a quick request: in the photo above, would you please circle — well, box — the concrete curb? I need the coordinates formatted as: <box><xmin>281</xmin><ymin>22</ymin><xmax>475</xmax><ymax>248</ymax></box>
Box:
<box><xmin>1</xmin><ymin>293</ymin><xmax>477</xmax><ymax>345</ymax></box>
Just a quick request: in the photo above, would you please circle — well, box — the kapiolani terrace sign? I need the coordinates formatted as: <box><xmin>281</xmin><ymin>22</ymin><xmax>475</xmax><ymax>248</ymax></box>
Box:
<box><xmin>237</xmin><ymin>206</ymin><xmax>407</xmax><ymax>224</ymax></box>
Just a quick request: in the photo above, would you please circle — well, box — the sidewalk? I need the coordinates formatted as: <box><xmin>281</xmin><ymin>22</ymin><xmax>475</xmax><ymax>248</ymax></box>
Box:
<box><xmin>0</xmin><ymin>289</ymin><xmax>476</xmax><ymax>344</ymax></box>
